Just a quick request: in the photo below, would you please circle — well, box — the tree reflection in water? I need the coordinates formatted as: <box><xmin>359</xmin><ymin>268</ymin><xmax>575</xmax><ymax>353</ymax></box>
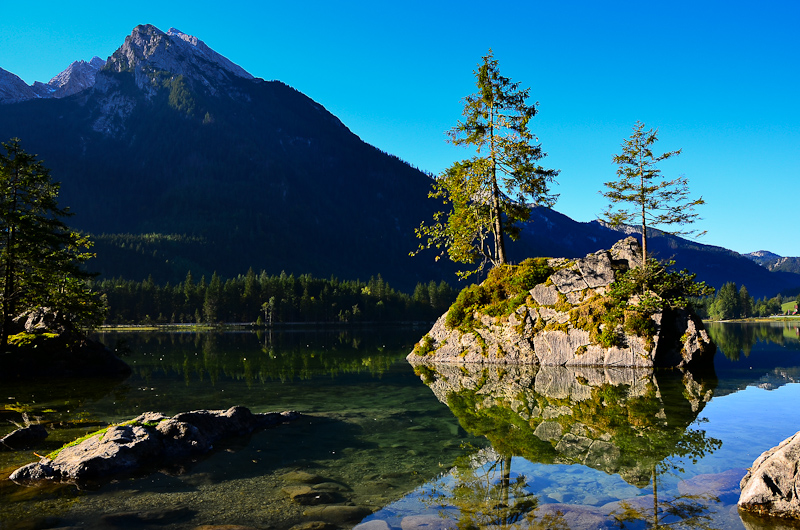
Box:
<box><xmin>706</xmin><ymin>321</ymin><xmax>800</xmax><ymax>361</ymax></box>
<box><xmin>414</xmin><ymin>364</ymin><xmax>722</xmax><ymax>529</ymax></box>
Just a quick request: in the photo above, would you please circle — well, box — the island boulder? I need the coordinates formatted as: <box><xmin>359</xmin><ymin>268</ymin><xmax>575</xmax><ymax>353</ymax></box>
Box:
<box><xmin>408</xmin><ymin>237</ymin><xmax>714</xmax><ymax>368</ymax></box>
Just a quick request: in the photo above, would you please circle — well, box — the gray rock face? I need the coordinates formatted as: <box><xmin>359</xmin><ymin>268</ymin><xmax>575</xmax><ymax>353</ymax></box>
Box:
<box><xmin>739</xmin><ymin>430</ymin><xmax>800</xmax><ymax>519</ymax></box>
<box><xmin>1</xmin><ymin>24</ymin><xmax>252</xmax><ymax>106</ymax></box>
<box><xmin>9</xmin><ymin>406</ymin><xmax>299</xmax><ymax>484</ymax></box>
<box><xmin>43</xmin><ymin>57</ymin><xmax>106</xmax><ymax>98</ymax></box>
<box><xmin>408</xmin><ymin>237</ymin><xmax>714</xmax><ymax>368</ymax></box>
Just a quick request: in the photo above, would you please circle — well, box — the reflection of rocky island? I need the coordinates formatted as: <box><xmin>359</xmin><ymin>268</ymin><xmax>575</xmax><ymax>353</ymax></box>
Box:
<box><xmin>416</xmin><ymin>363</ymin><xmax>718</xmax><ymax>487</ymax></box>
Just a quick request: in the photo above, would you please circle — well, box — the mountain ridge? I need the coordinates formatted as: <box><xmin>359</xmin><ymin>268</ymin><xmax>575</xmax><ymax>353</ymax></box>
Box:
<box><xmin>0</xmin><ymin>25</ymin><xmax>798</xmax><ymax>298</ymax></box>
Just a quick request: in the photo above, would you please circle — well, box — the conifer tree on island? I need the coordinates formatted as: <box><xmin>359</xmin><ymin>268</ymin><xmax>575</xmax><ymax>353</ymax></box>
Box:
<box><xmin>0</xmin><ymin>138</ymin><xmax>104</xmax><ymax>349</ymax></box>
<box><xmin>412</xmin><ymin>50</ymin><xmax>559</xmax><ymax>278</ymax></box>
<box><xmin>601</xmin><ymin>121</ymin><xmax>705</xmax><ymax>265</ymax></box>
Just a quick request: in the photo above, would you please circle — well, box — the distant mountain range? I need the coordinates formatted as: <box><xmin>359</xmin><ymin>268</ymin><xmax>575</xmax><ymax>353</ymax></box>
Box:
<box><xmin>0</xmin><ymin>24</ymin><xmax>798</xmax><ymax>298</ymax></box>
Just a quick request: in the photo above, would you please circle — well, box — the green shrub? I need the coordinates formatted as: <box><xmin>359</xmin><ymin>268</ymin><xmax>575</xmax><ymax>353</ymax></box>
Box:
<box><xmin>412</xmin><ymin>334</ymin><xmax>436</xmax><ymax>356</ymax></box>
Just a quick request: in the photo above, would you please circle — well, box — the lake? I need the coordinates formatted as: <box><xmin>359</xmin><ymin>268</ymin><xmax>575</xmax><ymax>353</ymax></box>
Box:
<box><xmin>1</xmin><ymin>322</ymin><xmax>799</xmax><ymax>530</ymax></box>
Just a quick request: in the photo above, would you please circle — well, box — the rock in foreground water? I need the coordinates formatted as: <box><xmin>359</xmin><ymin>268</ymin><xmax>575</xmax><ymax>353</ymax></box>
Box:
<box><xmin>739</xmin><ymin>430</ymin><xmax>800</xmax><ymax>519</ymax></box>
<box><xmin>10</xmin><ymin>406</ymin><xmax>299</xmax><ymax>484</ymax></box>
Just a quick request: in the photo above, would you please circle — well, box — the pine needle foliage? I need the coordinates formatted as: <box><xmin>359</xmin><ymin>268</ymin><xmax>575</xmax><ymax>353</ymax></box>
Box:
<box><xmin>601</xmin><ymin>121</ymin><xmax>705</xmax><ymax>264</ymax></box>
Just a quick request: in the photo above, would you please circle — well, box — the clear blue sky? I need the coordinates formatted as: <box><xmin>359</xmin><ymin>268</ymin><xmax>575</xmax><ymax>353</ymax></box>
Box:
<box><xmin>1</xmin><ymin>0</ymin><xmax>798</xmax><ymax>256</ymax></box>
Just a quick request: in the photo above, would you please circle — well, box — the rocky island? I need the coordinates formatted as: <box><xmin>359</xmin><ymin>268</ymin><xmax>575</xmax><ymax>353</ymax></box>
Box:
<box><xmin>408</xmin><ymin>237</ymin><xmax>714</xmax><ymax>368</ymax></box>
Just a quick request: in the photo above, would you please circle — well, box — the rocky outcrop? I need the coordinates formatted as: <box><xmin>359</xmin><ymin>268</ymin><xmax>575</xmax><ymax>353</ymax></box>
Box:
<box><xmin>0</xmin><ymin>67</ymin><xmax>38</xmax><ymax>103</ymax></box>
<box><xmin>1</xmin><ymin>58</ymin><xmax>105</xmax><ymax>104</ymax></box>
<box><xmin>408</xmin><ymin>237</ymin><xmax>714</xmax><ymax>368</ymax></box>
<box><xmin>738</xmin><ymin>431</ymin><xmax>800</xmax><ymax>520</ymax></box>
<box><xmin>10</xmin><ymin>406</ymin><xmax>300</xmax><ymax>484</ymax></box>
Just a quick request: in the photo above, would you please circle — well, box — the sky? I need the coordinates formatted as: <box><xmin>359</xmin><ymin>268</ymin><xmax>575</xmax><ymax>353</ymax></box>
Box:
<box><xmin>1</xmin><ymin>0</ymin><xmax>798</xmax><ymax>256</ymax></box>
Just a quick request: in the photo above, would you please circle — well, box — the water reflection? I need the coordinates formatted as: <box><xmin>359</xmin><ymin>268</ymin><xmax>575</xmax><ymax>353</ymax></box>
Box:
<box><xmin>413</xmin><ymin>364</ymin><xmax>722</xmax><ymax>529</ymax></box>
<box><xmin>94</xmin><ymin>328</ymin><xmax>413</xmax><ymax>385</ymax></box>
<box><xmin>707</xmin><ymin>321</ymin><xmax>800</xmax><ymax>361</ymax></box>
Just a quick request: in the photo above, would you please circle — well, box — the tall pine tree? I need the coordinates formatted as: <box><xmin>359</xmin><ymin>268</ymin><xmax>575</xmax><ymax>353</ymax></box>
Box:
<box><xmin>601</xmin><ymin>121</ymin><xmax>705</xmax><ymax>264</ymax></box>
<box><xmin>413</xmin><ymin>50</ymin><xmax>559</xmax><ymax>278</ymax></box>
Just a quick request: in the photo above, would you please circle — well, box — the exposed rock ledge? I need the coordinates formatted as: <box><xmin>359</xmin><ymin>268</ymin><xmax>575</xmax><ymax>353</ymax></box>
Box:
<box><xmin>10</xmin><ymin>406</ymin><xmax>299</xmax><ymax>485</ymax></box>
<box><xmin>408</xmin><ymin>237</ymin><xmax>714</xmax><ymax>368</ymax></box>
<box><xmin>739</xmin><ymin>431</ymin><xmax>800</xmax><ymax>520</ymax></box>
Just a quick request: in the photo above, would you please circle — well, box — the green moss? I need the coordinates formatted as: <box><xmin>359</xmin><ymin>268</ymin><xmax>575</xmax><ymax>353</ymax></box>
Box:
<box><xmin>414</xmin><ymin>365</ymin><xmax>436</xmax><ymax>384</ymax></box>
<box><xmin>45</xmin><ymin>419</ymin><xmax>163</xmax><ymax>460</ymax></box>
<box><xmin>623</xmin><ymin>310</ymin><xmax>656</xmax><ymax>351</ymax></box>
<box><xmin>569</xmin><ymin>295</ymin><xmax>624</xmax><ymax>348</ymax></box>
<box><xmin>8</xmin><ymin>332</ymin><xmax>60</xmax><ymax>348</ymax></box>
<box><xmin>445</xmin><ymin>258</ymin><xmax>553</xmax><ymax>331</ymax></box>
<box><xmin>543</xmin><ymin>321</ymin><xmax>570</xmax><ymax>334</ymax></box>
<box><xmin>553</xmin><ymin>292</ymin><xmax>572</xmax><ymax>313</ymax></box>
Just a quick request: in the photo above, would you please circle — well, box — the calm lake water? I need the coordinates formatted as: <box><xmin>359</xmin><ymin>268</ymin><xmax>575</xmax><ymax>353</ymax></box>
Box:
<box><xmin>2</xmin><ymin>322</ymin><xmax>800</xmax><ymax>530</ymax></box>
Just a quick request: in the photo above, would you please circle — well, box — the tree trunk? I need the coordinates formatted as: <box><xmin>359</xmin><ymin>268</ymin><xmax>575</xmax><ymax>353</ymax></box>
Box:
<box><xmin>489</xmin><ymin>100</ymin><xmax>506</xmax><ymax>266</ymax></box>
<box><xmin>640</xmin><ymin>167</ymin><xmax>647</xmax><ymax>265</ymax></box>
<box><xmin>492</xmin><ymin>178</ymin><xmax>506</xmax><ymax>265</ymax></box>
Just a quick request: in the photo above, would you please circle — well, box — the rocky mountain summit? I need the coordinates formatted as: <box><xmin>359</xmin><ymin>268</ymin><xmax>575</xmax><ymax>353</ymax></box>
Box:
<box><xmin>0</xmin><ymin>24</ymin><xmax>252</xmax><ymax>105</ymax></box>
<box><xmin>408</xmin><ymin>237</ymin><xmax>715</xmax><ymax>368</ymax></box>
<box><xmin>104</xmin><ymin>25</ymin><xmax>253</xmax><ymax>96</ymax></box>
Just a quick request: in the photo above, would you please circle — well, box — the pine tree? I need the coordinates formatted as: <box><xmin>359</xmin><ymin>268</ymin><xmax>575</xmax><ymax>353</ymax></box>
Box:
<box><xmin>601</xmin><ymin>122</ymin><xmax>705</xmax><ymax>264</ymax></box>
<box><xmin>413</xmin><ymin>50</ymin><xmax>559</xmax><ymax>278</ymax></box>
<box><xmin>0</xmin><ymin>139</ymin><xmax>104</xmax><ymax>347</ymax></box>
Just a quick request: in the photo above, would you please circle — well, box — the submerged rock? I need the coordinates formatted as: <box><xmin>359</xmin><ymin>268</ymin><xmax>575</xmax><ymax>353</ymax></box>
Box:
<box><xmin>9</xmin><ymin>406</ymin><xmax>300</xmax><ymax>485</ymax></box>
<box><xmin>0</xmin><ymin>424</ymin><xmax>48</xmax><ymax>450</ymax></box>
<box><xmin>408</xmin><ymin>237</ymin><xmax>714</xmax><ymax>368</ymax></box>
<box><xmin>739</xmin><ymin>431</ymin><xmax>800</xmax><ymax>520</ymax></box>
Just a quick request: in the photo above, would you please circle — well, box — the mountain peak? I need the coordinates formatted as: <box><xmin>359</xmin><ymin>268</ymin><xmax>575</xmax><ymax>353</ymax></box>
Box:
<box><xmin>105</xmin><ymin>24</ymin><xmax>253</xmax><ymax>93</ymax></box>
<box><xmin>44</xmin><ymin>57</ymin><xmax>106</xmax><ymax>98</ymax></box>
<box><xmin>746</xmin><ymin>250</ymin><xmax>782</xmax><ymax>259</ymax></box>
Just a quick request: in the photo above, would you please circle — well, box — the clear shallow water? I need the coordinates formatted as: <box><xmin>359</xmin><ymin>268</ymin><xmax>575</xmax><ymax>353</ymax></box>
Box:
<box><xmin>1</xmin><ymin>322</ymin><xmax>800</xmax><ymax>530</ymax></box>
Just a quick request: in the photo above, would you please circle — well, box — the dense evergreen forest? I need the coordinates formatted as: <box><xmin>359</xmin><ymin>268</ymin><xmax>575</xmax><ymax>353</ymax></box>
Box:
<box><xmin>94</xmin><ymin>270</ymin><xmax>457</xmax><ymax>325</ymax></box>
<box><xmin>693</xmin><ymin>281</ymin><xmax>798</xmax><ymax>320</ymax></box>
